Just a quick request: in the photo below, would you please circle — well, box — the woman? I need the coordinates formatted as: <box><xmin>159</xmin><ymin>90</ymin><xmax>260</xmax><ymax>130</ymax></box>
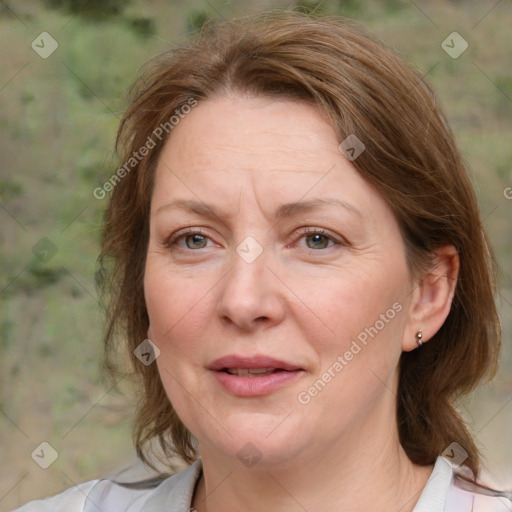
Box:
<box><xmin>13</xmin><ymin>11</ymin><xmax>509</xmax><ymax>512</ymax></box>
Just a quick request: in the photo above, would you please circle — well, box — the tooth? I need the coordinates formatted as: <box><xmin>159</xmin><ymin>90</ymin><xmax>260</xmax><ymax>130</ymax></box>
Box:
<box><xmin>226</xmin><ymin>368</ymin><xmax>276</xmax><ymax>377</ymax></box>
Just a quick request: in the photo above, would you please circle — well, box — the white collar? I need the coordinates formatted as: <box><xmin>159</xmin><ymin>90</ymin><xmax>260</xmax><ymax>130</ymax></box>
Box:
<box><xmin>93</xmin><ymin>455</ymin><xmax>507</xmax><ymax>512</ymax></box>
<box><xmin>144</xmin><ymin>456</ymin><xmax>472</xmax><ymax>512</ymax></box>
<box><xmin>413</xmin><ymin>456</ymin><xmax>474</xmax><ymax>511</ymax></box>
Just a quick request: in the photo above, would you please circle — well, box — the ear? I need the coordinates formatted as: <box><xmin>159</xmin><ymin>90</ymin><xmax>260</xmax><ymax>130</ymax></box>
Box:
<box><xmin>402</xmin><ymin>245</ymin><xmax>459</xmax><ymax>352</ymax></box>
<box><xmin>147</xmin><ymin>325</ymin><xmax>154</xmax><ymax>340</ymax></box>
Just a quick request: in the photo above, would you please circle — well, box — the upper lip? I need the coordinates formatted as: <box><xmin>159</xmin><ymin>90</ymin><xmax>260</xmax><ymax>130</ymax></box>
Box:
<box><xmin>208</xmin><ymin>355</ymin><xmax>303</xmax><ymax>372</ymax></box>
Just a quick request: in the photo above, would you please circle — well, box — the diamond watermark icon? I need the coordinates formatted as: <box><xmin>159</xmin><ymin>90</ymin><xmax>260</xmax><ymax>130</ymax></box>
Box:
<box><xmin>134</xmin><ymin>339</ymin><xmax>161</xmax><ymax>365</ymax></box>
<box><xmin>237</xmin><ymin>442</ymin><xmax>262</xmax><ymax>468</ymax></box>
<box><xmin>32</xmin><ymin>237</ymin><xmax>58</xmax><ymax>263</ymax></box>
<box><xmin>442</xmin><ymin>441</ymin><xmax>468</xmax><ymax>469</ymax></box>
<box><xmin>339</xmin><ymin>134</ymin><xmax>365</xmax><ymax>161</ymax></box>
<box><xmin>236</xmin><ymin>236</ymin><xmax>263</xmax><ymax>264</ymax></box>
<box><xmin>31</xmin><ymin>32</ymin><xmax>59</xmax><ymax>59</ymax></box>
<box><xmin>31</xmin><ymin>441</ymin><xmax>58</xmax><ymax>469</ymax></box>
<box><xmin>441</xmin><ymin>32</ymin><xmax>468</xmax><ymax>59</ymax></box>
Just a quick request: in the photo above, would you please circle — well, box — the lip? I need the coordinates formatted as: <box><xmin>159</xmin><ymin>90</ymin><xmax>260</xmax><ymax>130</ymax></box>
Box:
<box><xmin>208</xmin><ymin>355</ymin><xmax>304</xmax><ymax>397</ymax></box>
<box><xmin>208</xmin><ymin>355</ymin><xmax>302</xmax><ymax>372</ymax></box>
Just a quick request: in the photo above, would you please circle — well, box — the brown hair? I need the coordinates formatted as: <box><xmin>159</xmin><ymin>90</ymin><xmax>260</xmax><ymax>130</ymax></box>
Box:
<box><xmin>99</xmin><ymin>11</ymin><xmax>500</xmax><ymax>476</ymax></box>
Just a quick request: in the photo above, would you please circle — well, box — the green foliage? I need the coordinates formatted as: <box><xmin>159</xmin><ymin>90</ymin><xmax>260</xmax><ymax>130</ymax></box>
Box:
<box><xmin>37</xmin><ymin>342</ymin><xmax>55</xmax><ymax>358</ymax></box>
<box><xmin>0</xmin><ymin>179</ymin><xmax>23</xmax><ymax>202</ymax></box>
<box><xmin>125</xmin><ymin>16</ymin><xmax>157</xmax><ymax>39</ymax></box>
<box><xmin>381</xmin><ymin>0</ymin><xmax>407</xmax><ymax>15</ymax></box>
<box><xmin>26</xmin><ymin>262</ymin><xmax>67</xmax><ymax>290</ymax></box>
<box><xmin>44</xmin><ymin>0</ymin><xmax>131</xmax><ymax>19</ymax></box>
<box><xmin>493</xmin><ymin>74</ymin><xmax>512</xmax><ymax>114</ymax></box>
<box><xmin>60</xmin><ymin>22</ymin><xmax>144</xmax><ymax>104</ymax></box>
<box><xmin>0</xmin><ymin>318</ymin><xmax>14</xmax><ymax>351</ymax></box>
<box><xmin>295</xmin><ymin>0</ymin><xmax>326</xmax><ymax>16</ymax></box>
<box><xmin>187</xmin><ymin>9</ymin><xmax>211</xmax><ymax>33</ymax></box>
<box><xmin>336</xmin><ymin>0</ymin><xmax>365</xmax><ymax>17</ymax></box>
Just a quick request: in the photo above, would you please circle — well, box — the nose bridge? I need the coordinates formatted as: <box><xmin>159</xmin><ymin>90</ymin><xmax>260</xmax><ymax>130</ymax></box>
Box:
<box><xmin>216</xmin><ymin>239</ymin><xmax>284</xmax><ymax>330</ymax></box>
<box><xmin>224</xmin><ymin>240</ymin><xmax>269</xmax><ymax>306</ymax></box>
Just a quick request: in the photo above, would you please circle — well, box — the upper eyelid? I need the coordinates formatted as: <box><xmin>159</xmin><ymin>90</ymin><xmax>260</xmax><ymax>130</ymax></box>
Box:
<box><xmin>295</xmin><ymin>227</ymin><xmax>348</xmax><ymax>246</ymax></box>
<box><xmin>295</xmin><ymin>227</ymin><xmax>332</xmax><ymax>237</ymax></box>
<box><xmin>294</xmin><ymin>227</ymin><xmax>346</xmax><ymax>245</ymax></box>
<box><xmin>165</xmin><ymin>227</ymin><xmax>212</xmax><ymax>246</ymax></box>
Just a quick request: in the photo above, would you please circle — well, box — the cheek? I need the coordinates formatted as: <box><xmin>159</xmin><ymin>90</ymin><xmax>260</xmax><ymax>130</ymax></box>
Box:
<box><xmin>144</xmin><ymin>267</ymin><xmax>211</xmax><ymax>422</ymax></box>
<box><xmin>299</xmin><ymin>275</ymin><xmax>408</xmax><ymax>414</ymax></box>
<box><xmin>144</xmin><ymin>263</ymin><xmax>214</xmax><ymax>367</ymax></box>
<box><xmin>300</xmin><ymin>269</ymin><xmax>410</xmax><ymax>396</ymax></box>
<box><xmin>145</xmin><ymin>257</ymin><xmax>208</xmax><ymax>330</ymax></box>
<box><xmin>305</xmin><ymin>270</ymin><xmax>405</xmax><ymax>340</ymax></box>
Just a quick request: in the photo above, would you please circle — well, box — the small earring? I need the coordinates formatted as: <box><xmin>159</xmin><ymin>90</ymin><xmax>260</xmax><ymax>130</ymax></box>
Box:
<box><xmin>416</xmin><ymin>330</ymin><xmax>423</xmax><ymax>347</ymax></box>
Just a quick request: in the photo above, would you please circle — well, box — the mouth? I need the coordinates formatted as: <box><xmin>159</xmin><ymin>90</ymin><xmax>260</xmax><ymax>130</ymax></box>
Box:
<box><xmin>221</xmin><ymin>368</ymin><xmax>292</xmax><ymax>377</ymax></box>
<box><xmin>209</xmin><ymin>355</ymin><xmax>304</xmax><ymax>396</ymax></box>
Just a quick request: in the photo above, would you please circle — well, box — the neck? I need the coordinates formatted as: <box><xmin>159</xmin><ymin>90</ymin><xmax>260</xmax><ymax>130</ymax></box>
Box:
<box><xmin>192</xmin><ymin>414</ymin><xmax>433</xmax><ymax>512</ymax></box>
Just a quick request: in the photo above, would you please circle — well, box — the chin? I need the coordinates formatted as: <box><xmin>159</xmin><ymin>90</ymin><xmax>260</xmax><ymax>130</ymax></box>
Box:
<box><xmin>198</xmin><ymin>413</ymin><xmax>314</xmax><ymax>469</ymax></box>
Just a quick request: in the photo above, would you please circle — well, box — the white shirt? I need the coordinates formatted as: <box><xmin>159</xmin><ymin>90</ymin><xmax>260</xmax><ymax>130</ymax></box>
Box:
<box><xmin>10</xmin><ymin>456</ymin><xmax>511</xmax><ymax>511</ymax></box>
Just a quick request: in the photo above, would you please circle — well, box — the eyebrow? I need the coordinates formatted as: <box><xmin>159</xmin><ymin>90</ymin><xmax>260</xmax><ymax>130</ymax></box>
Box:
<box><xmin>155</xmin><ymin>197</ymin><xmax>364</xmax><ymax>221</ymax></box>
<box><xmin>274</xmin><ymin>198</ymin><xmax>364</xmax><ymax>220</ymax></box>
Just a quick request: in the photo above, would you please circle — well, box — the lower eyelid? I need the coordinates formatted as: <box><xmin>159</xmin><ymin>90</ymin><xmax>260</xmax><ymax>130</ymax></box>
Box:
<box><xmin>298</xmin><ymin>237</ymin><xmax>338</xmax><ymax>250</ymax></box>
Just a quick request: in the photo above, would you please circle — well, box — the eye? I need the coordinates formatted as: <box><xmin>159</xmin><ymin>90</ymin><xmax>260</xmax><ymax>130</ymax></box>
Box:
<box><xmin>295</xmin><ymin>228</ymin><xmax>340</xmax><ymax>250</ymax></box>
<box><xmin>166</xmin><ymin>228</ymin><xmax>214</xmax><ymax>250</ymax></box>
<box><xmin>304</xmin><ymin>233</ymin><xmax>332</xmax><ymax>249</ymax></box>
<box><xmin>184</xmin><ymin>233</ymin><xmax>209</xmax><ymax>249</ymax></box>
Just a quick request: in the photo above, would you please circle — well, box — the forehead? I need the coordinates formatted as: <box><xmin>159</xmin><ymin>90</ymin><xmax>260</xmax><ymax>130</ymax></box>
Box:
<box><xmin>151</xmin><ymin>93</ymin><xmax>390</xmax><ymax>223</ymax></box>
<box><xmin>160</xmin><ymin>94</ymin><xmax>338</xmax><ymax>172</ymax></box>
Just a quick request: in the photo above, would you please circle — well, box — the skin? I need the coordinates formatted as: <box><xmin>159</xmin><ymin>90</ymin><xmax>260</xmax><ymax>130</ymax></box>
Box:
<box><xmin>144</xmin><ymin>93</ymin><xmax>459</xmax><ymax>512</ymax></box>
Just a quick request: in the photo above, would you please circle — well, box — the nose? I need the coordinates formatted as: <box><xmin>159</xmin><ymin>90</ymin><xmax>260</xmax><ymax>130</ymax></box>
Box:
<box><xmin>215</xmin><ymin>247</ymin><xmax>286</xmax><ymax>332</ymax></box>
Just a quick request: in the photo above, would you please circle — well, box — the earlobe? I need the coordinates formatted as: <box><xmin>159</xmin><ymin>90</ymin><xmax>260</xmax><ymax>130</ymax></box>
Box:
<box><xmin>403</xmin><ymin>245</ymin><xmax>459</xmax><ymax>352</ymax></box>
<box><xmin>415</xmin><ymin>330</ymin><xmax>423</xmax><ymax>347</ymax></box>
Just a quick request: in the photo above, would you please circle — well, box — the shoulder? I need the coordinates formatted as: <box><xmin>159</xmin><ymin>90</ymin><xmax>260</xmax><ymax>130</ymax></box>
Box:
<box><xmin>473</xmin><ymin>494</ymin><xmax>512</xmax><ymax>512</ymax></box>
<box><xmin>414</xmin><ymin>456</ymin><xmax>511</xmax><ymax>512</ymax></box>
<box><xmin>9</xmin><ymin>461</ymin><xmax>203</xmax><ymax>512</ymax></box>
<box><xmin>454</xmin><ymin>467</ymin><xmax>512</xmax><ymax>512</ymax></box>
<box><xmin>9</xmin><ymin>480</ymin><xmax>99</xmax><ymax>512</ymax></box>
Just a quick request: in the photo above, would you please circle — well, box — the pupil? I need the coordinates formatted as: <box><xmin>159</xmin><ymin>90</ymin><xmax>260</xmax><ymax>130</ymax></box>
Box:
<box><xmin>188</xmin><ymin>234</ymin><xmax>206</xmax><ymax>248</ymax></box>
<box><xmin>308</xmin><ymin>234</ymin><xmax>328</xmax><ymax>249</ymax></box>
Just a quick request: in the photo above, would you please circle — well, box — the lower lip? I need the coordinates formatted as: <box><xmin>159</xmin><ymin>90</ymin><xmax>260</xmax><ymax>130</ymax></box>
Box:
<box><xmin>212</xmin><ymin>370</ymin><xmax>304</xmax><ymax>397</ymax></box>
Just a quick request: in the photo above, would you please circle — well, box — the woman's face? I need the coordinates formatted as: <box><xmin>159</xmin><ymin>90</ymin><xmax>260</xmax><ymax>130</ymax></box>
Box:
<box><xmin>144</xmin><ymin>94</ymin><xmax>417</xmax><ymax>468</ymax></box>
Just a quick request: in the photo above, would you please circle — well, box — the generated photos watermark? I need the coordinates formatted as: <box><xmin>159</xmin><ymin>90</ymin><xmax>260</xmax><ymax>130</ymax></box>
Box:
<box><xmin>134</xmin><ymin>339</ymin><xmax>161</xmax><ymax>366</ymax></box>
<box><xmin>93</xmin><ymin>98</ymin><xmax>198</xmax><ymax>200</ymax></box>
<box><xmin>297</xmin><ymin>301</ymin><xmax>403</xmax><ymax>405</ymax></box>
<box><xmin>31</xmin><ymin>441</ymin><xmax>59</xmax><ymax>469</ymax></box>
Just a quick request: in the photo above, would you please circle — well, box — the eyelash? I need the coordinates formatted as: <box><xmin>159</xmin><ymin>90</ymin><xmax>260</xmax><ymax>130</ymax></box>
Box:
<box><xmin>293</xmin><ymin>227</ymin><xmax>343</xmax><ymax>250</ymax></box>
<box><xmin>165</xmin><ymin>227</ymin><xmax>344</xmax><ymax>251</ymax></box>
<box><xmin>165</xmin><ymin>227</ymin><xmax>210</xmax><ymax>249</ymax></box>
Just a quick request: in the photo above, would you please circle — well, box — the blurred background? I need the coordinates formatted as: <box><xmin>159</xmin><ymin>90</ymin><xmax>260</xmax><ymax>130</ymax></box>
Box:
<box><xmin>0</xmin><ymin>0</ymin><xmax>511</xmax><ymax>508</ymax></box>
